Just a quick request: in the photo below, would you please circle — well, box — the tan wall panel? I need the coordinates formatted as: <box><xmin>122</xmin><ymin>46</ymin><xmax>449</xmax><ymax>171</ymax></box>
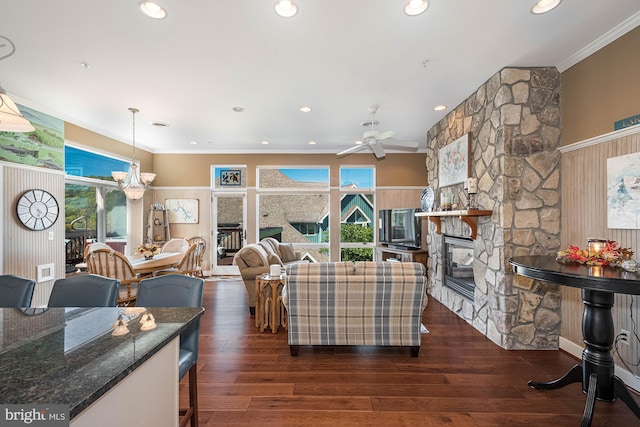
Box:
<box><xmin>560</xmin><ymin>129</ymin><xmax>640</xmax><ymax>375</ymax></box>
<box><xmin>561</xmin><ymin>26</ymin><xmax>640</xmax><ymax>146</ymax></box>
<box><xmin>152</xmin><ymin>153</ymin><xmax>427</xmax><ymax>188</ymax></box>
<box><xmin>2</xmin><ymin>164</ymin><xmax>66</xmax><ymax>307</ymax></box>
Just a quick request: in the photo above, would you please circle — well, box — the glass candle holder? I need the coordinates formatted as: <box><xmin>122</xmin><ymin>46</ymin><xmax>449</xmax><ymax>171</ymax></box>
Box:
<box><xmin>587</xmin><ymin>238</ymin><xmax>606</xmax><ymax>258</ymax></box>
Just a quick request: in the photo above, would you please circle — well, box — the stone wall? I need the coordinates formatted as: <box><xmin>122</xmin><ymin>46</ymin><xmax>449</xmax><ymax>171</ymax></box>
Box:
<box><xmin>424</xmin><ymin>67</ymin><xmax>562</xmax><ymax>349</ymax></box>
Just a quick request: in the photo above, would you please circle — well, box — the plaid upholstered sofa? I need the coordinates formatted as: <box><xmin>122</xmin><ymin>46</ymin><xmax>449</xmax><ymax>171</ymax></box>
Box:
<box><xmin>283</xmin><ymin>261</ymin><xmax>428</xmax><ymax>357</ymax></box>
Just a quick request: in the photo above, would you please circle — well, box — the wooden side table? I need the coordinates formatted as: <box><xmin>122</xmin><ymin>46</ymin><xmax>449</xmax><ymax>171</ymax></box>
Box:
<box><xmin>254</xmin><ymin>273</ymin><xmax>287</xmax><ymax>333</ymax></box>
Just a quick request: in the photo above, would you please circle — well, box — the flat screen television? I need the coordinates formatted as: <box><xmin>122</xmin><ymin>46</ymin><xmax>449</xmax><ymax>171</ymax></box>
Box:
<box><xmin>378</xmin><ymin>208</ymin><xmax>421</xmax><ymax>249</ymax></box>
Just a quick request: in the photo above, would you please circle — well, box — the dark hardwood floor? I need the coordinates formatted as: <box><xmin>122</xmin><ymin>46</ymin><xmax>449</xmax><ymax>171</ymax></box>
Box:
<box><xmin>181</xmin><ymin>278</ymin><xmax>640</xmax><ymax>426</ymax></box>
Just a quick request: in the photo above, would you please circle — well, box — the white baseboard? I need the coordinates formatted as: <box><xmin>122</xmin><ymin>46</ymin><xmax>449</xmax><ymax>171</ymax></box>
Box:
<box><xmin>559</xmin><ymin>337</ymin><xmax>640</xmax><ymax>394</ymax></box>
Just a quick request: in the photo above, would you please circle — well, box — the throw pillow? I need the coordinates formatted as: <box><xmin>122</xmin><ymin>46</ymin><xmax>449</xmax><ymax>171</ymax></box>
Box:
<box><xmin>240</xmin><ymin>249</ymin><xmax>263</xmax><ymax>267</ymax></box>
<box><xmin>279</xmin><ymin>243</ymin><xmax>297</xmax><ymax>262</ymax></box>
<box><xmin>268</xmin><ymin>253</ymin><xmax>284</xmax><ymax>266</ymax></box>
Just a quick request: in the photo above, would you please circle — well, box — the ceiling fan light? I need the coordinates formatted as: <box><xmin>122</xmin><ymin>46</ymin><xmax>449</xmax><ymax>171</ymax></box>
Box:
<box><xmin>404</xmin><ymin>0</ymin><xmax>429</xmax><ymax>16</ymax></box>
<box><xmin>138</xmin><ymin>1</ymin><xmax>167</xmax><ymax>19</ymax></box>
<box><xmin>274</xmin><ymin>0</ymin><xmax>297</xmax><ymax>17</ymax></box>
<box><xmin>531</xmin><ymin>0</ymin><xmax>561</xmax><ymax>14</ymax></box>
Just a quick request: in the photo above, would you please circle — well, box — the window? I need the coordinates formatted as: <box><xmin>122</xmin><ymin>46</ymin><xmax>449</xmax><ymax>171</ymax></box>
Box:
<box><xmin>258</xmin><ymin>167</ymin><xmax>329</xmax><ymax>190</ymax></box>
<box><xmin>64</xmin><ymin>146</ymin><xmax>128</xmax><ymax>268</ymax></box>
<box><xmin>339</xmin><ymin>167</ymin><xmax>375</xmax><ymax>262</ymax></box>
<box><xmin>257</xmin><ymin>167</ymin><xmax>330</xmax><ymax>262</ymax></box>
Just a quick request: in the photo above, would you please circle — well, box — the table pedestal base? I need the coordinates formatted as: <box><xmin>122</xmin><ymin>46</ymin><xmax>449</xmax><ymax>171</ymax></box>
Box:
<box><xmin>528</xmin><ymin>289</ymin><xmax>640</xmax><ymax>427</ymax></box>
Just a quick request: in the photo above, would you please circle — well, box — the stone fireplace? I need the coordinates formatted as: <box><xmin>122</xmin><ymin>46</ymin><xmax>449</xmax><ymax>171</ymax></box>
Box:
<box><xmin>424</xmin><ymin>67</ymin><xmax>563</xmax><ymax>350</ymax></box>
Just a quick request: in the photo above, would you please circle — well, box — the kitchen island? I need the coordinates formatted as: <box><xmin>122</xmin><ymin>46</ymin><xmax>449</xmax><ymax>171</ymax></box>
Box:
<box><xmin>0</xmin><ymin>306</ymin><xmax>204</xmax><ymax>426</ymax></box>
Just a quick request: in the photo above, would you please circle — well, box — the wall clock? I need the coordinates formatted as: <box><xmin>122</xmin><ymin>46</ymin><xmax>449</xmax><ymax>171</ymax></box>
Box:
<box><xmin>16</xmin><ymin>189</ymin><xmax>59</xmax><ymax>231</ymax></box>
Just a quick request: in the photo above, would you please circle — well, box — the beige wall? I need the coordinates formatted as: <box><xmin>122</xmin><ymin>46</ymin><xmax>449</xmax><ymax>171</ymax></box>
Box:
<box><xmin>152</xmin><ymin>152</ymin><xmax>426</xmax><ymax>187</ymax></box>
<box><xmin>561</xmin><ymin>26</ymin><xmax>640</xmax><ymax>146</ymax></box>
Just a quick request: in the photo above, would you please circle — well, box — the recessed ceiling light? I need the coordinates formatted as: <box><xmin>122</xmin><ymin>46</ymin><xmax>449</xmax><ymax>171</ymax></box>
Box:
<box><xmin>355</xmin><ymin>140</ymin><xmax>363</xmax><ymax>145</ymax></box>
<box><xmin>433</xmin><ymin>105</ymin><xmax>447</xmax><ymax>111</ymax></box>
<box><xmin>404</xmin><ymin>0</ymin><xmax>429</xmax><ymax>16</ymax></box>
<box><xmin>261</xmin><ymin>140</ymin><xmax>270</xmax><ymax>145</ymax></box>
<box><xmin>189</xmin><ymin>141</ymin><xmax>198</xmax><ymax>145</ymax></box>
<box><xmin>233</xmin><ymin>106</ymin><xmax>245</xmax><ymax>112</ymax></box>
<box><xmin>299</xmin><ymin>106</ymin><xmax>312</xmax><ymax>113</ymax></box>
<box><xmin>138</xmin><ymin>1</ymin><xmax>167</xmax><ymax>19</ymax></box>
<box><xmin>308</xmin><ymin>141</ymin><xmax>317</xmax><ymax>145</ymax></box>
<box><xmin>274</xmin><ymin>0</ymin><xmax>297</xmax><ymax>17</ymax></box>
<box><xmin>531</xmin><ymin>0</ymin><xmax>561</xmax><ymax>14</ymax></box>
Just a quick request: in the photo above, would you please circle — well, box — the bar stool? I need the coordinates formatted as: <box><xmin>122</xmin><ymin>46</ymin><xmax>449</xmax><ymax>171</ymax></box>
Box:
<box><xmin>137</xmin><ymin>274</ymin><xmax>204</xmax><ymax>427</ymax></box>
<box><xmin>0</xmin><ymin>274</ymin><xmax>35</xmax><ymax>307</ymax></box>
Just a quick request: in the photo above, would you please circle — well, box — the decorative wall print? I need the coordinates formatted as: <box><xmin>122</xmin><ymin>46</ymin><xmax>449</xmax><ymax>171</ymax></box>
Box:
<box><xmin>438</xmin><ymin>133</ymin><xmax>470</xmax><ymax>187</ymax></box>
<box><xmin>607</xmin><ymin>152</ymin><xmax>640</xmax><ymax>229</ymax></box>
<box><xmin>220</xmin><ymin>169</ymin><xmax>242</xmax><ymax>187</ymax></box>
<box><xmin>0</xmin><ymin>104</ymin><xmax>64</xmax><ymax>170</ymax></box>
<box><xmin>165</xmin><ymin>198</ymin><xmax>199</xmax><ymax>224</ymax></box>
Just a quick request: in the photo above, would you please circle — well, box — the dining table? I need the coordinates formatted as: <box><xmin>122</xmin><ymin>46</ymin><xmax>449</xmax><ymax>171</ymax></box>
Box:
<box><xmin>509</xmin><ymin>255</ymin><xmax>640</xmax><ymax>427</ymax></box>
<box><xmin>127</xmin><ymin>251</ymin><xmax>184</xmax><ymax>276</ymax></box>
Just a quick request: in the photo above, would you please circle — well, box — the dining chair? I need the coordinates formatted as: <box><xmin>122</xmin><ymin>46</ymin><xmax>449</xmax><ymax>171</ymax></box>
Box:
<box><xmin>0</xmin><ymin>274</ymin><xmax>35</xmax><ymax>307</ymax></box>
<box><xmin>86</xmin><ymin>248</ymin><xmax>140</xmax><ymax>305</ymax></box>
<box><xmin>162</xmin><ymin>238</ymin><xmax>190</xmax><ymax>254</ymax></box>
<box><xmin>47</xmin><ymin>274</ymin><xmax>119</xmax><ymax>307</ymax></box>
<box><xmin>156</xmin><ymin>244</ymin><xmax>199</xmax><ymax>277</ymax></box>
<box><xmin>136</xmin><ymin>274</ymin><xmax>204</xmax><ymax>427</ymax></box>
<box><xmin>187</xmin><ymin>237</ymin><xmax>207</xmax><ymax>278</ymax></box>
<box><xmin>83</xmin><ymin>241</ymin><xmax>112</xmax><ymax>260</ymax></box>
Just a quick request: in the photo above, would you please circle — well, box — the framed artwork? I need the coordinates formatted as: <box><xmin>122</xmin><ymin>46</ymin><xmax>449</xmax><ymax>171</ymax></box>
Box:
<box><xmin>607</xmin><ymin>152</ymin><xmax>640</xmax><ymax>229</ymax></box>
<box><xmin>165</xmin><ymin>198</ymin><xmax>199</xmax><ymax>224</ymax></box>
<box><xmin>220</xmin><ymin>169</ymin><xmax>242</xmax><ymax>187</ymax></box>
<box><xmin>0</xmin><ymin>104</ymin><xmax>64</xmax><ymax>170</ymax></box>
<box><xmin>438</xmin><ymin>133</ymin><xmax>470</xmax><ymax>187</ymax></box>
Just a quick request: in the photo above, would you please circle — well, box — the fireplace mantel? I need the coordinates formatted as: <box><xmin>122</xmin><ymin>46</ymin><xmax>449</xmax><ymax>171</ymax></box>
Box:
<box><xmin>415</xmin><ymin>209</ymin><xmax>492</xmax><ymax>240</ymax></box>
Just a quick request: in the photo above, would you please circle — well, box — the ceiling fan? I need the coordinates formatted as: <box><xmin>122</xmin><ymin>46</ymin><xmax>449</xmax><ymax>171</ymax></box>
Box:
<box><xmin>337</xmin><ymin>105</ymin><xmax>419</xmax><ymax>158</ymax></box>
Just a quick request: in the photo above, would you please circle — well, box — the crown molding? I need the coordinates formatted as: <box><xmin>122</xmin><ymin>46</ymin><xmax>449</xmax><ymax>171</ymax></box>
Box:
<box><xmin>559</xmin><ymin>124</ymin><xmax>640</xmax><ymax>153</ymax></box>
<box><xmin>557</xmin><ymin>10</ymin><xmax>640</xmax><ymax>72</ymax></box>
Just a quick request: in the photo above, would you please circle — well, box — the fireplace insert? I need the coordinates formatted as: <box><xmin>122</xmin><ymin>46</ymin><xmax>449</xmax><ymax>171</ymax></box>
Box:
<box><xmin>443</xmin><ymin>235</ymin><xmax>475</xmax><ymax>301</ymax></box>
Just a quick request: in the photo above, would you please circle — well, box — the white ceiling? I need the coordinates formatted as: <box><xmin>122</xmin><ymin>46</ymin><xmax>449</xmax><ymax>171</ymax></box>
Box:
<box><xmin>1</xmin><ymin>1</ymin><xmax>639</xmax><ymax>156</ymax></box>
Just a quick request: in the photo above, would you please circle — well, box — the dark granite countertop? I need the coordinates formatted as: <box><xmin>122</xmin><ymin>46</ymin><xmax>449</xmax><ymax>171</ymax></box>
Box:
<box><xmin>0</xmin><ymin>306</ymin><xmax>204</xmax><ymax>419</ymax></box>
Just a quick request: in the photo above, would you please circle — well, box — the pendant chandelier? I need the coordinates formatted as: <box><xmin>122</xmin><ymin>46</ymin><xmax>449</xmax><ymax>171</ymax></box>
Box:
<box><xmin>111</xmin><ymin>108</ymin><xmax>156</xmax><ymax>200</ymax></box>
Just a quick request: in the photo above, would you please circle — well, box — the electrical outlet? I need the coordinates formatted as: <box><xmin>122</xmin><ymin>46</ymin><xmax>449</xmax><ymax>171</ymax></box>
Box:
<box><xmin>620</xmin><ymin>329</ymin><xmax>630</xmax><ymax>345</ymax></box>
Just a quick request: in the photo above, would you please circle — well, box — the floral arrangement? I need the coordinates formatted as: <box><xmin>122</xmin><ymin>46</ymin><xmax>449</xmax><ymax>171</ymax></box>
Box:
<box><xmin>556</xmin><ymin>240</ymin><xmax>634</xmax><ymax>267</ymax></box>
<box><xmin>135</xmin><ymin>243</ymin><xmax>161</xmax><ymax>259</ymax></box>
